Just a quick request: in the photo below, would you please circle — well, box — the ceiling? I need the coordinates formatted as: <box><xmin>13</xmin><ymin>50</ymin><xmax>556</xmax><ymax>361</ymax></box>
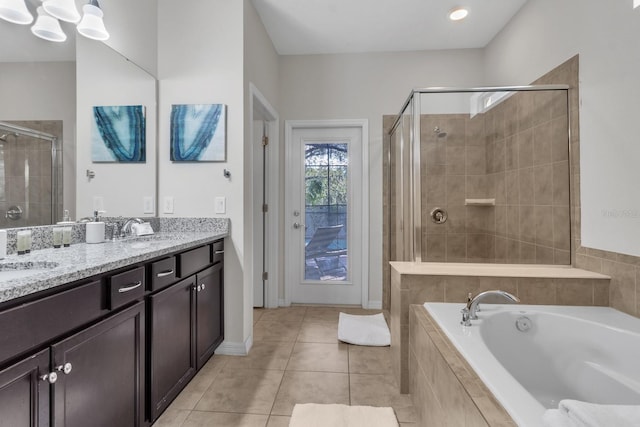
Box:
<box><xmin>252</xmin><ymin>0</ymin><xmax>529</xmax><ymax>55</ymax></box>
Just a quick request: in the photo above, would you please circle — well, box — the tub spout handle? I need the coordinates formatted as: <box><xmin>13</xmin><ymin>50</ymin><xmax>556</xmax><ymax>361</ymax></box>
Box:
<box><xmin>460</xmin><ymin>307</ymin><xmax>472</xmax><ymax>327</ymax></box>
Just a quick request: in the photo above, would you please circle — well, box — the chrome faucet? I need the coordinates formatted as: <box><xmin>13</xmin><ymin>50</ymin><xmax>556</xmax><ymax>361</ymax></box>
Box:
<box><xmin>120</xmin><ymin>218</ymin><xmax>144</xmax><ymax>238</ymax></box>
<box><xmin>460</xmin><ymin>290</ymin><xmax>520</xmax><ymax>326</ymax></box>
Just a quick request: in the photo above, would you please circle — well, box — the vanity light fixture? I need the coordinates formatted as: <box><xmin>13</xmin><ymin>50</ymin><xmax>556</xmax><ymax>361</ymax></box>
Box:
<box><xmin>31</xmin><ymin>6</ymin><xmax>67</xmax><ymax>42</ymax></box>
<box><xmin>0</xmin><ymin>0</ymin><xmax>33</xmax><ymax>25</ymax></box>
<box><xmin>77</xmin><ymin>0</ymin><xmax>109</xmax><ymax>41</ymax></box>
<box><xmin>448</xmin><ymin>7</ymin><xmax>469</xmax><ymax>21</ymax></box>
<box><xmin>42</xmin><ymin>0</ymin><xmax>80</xmax><ymax>23</ymax></box>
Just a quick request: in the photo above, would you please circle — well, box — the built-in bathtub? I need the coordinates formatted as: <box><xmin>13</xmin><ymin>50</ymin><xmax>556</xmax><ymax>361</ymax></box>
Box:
<box><xmin>421</xmin><ymin>302</ymin><xmax>640</xmax><ymax>426</ymax></box>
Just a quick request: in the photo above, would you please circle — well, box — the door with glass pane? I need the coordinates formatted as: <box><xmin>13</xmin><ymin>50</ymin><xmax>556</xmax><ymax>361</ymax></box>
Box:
<box><xmin>286</xmin><ymin>125</ymin><xmax>363</xmax><ymax>305</ymax></box>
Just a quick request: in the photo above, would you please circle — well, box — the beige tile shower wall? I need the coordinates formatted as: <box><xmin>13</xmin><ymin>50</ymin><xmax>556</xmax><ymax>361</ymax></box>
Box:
<box><xmin>484</xmin><ymin>88</ymin><xmax>571</xmax><ymax>265</ymax></box>
<box><xmin>0</xmin><ymin>120</ymin><xmax>62</xmax><ymax>228</ymax></box>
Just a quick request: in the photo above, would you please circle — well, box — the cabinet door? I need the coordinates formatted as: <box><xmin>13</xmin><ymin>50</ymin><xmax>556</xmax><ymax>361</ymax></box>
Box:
<box><xmin>51</xmin><ymin>302</ymin><xmax>145</xmax><ymax>427</ymax></box>
<box><xmin>195</xmin><ymin>262</ymin><xmax>224</xmax><ymax>369</ymax></box>
<box><xmin>0</xmin><ymin>349</ymin><xmax>50</xmax><ymax>427</ymax></box>
<box><xmin>149</xmin><ymin>276</ymin><xmax>196</xmax><ymax>421</ymax></box>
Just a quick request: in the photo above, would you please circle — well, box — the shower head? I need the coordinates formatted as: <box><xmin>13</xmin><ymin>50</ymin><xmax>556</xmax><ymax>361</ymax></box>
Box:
<box><xmin>433</xmin><ymin>127</ymin><xmax>447</xmax><ymax>138</ymax></box>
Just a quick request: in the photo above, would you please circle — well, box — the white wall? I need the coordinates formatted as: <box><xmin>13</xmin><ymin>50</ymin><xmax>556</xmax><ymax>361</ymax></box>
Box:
<box><xmin>0</xmin><ymin>61</ymin><xmax>76</xmax><ymax>216</ymax></box>
<box><xmin>157</xmin><ymin>0</ymin><xmax>249</xmax><ymax>350</ymax></box>
<box><xmin>484</xmin><ymin>0</ymin><xmax>640</xmax><ymax>256</ymax></box>
<box><xmin>76</xmin><ymin>37</ymin><xmax>157</xmax><ymax>219</ymax></box>
<box><xmin>278</xmin><ymin>49</ymin><xmax>485</xmax><ymax>305</ymax></box>
<box><xmin>244</xmin><ymin>0</ymin><xmax>280</xmax><ymax>311</ymax></box>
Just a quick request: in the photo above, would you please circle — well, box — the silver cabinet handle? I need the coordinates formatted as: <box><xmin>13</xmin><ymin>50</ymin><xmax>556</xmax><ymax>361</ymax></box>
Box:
<box><xmin>118</xmin><ymin>281</ymin><xmax>142</xmax><ymax>293</ymax></box>
<box><xmin>214</xmin><ymin>250</ymin><xmax>224</xmax><ymax>255</ymax></box>
<box><xmin>293</xmin><ymin>222</ymin><xmax>305</xmax><ymax>229</ymax></box>
<box><xmin>201</xmin><ymin>283</ymin><xmax>206</xmax><ymax>291</ymax></box>
<box><xmin>194</xmin><ymin>284</ymin><xmax>202</xmax><ymax>292</ymax></box>
<box><xmin>56</xmin><ymin>362</ymin><xmax>72</xmax><ymax>375</ymax></box>
<box><xmin>41</xmin><ymin>372</ymin><xmax>58</xmax><ymax>384</ymax></box>
<box><xmin>156</xmin><ymin>269</ymin><xmax>174</xmax><ymax>278</ymax></box>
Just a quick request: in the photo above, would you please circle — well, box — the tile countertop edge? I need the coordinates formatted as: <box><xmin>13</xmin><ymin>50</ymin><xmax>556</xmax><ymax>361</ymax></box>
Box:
<box><xmin>0</xmin><ymin>231</ymin><xmax>228</xmax><ymax>304</ymax></box>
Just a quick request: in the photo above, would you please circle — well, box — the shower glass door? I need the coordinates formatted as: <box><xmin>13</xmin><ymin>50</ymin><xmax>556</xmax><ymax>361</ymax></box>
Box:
<box><xmin>0</xmin><ymin>121</ymin><xmax>59</xmax><ymax>228</ymax></box>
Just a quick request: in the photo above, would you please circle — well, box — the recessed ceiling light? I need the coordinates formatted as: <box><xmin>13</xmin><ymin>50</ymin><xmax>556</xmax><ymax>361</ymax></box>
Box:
<box><xmin>449</xmin><ymin>7</ymin><xmax>468</xmax><ymax>21</ymax></box>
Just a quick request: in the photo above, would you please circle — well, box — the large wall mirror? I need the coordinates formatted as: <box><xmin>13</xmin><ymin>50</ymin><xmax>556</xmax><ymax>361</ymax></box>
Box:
<box><xmin>0</xmin><ymin>0</ymin><xmax>157</xmax><ymax>228</ymax></box>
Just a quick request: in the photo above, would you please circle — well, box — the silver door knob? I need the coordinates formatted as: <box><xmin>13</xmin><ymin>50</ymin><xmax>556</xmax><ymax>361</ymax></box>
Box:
<box><xmin>293</xmin><ymin>222</ymin><xmax>305</xmax><ymax>229</ymax></box>
<box><xmin>56</xmin><ymin>363</ymin><xmax>72</xmax><ymax>375</ymax></box>
<box><xmin>41</xmin><ymin>372</ymin><xmax>58</xmax><ymax>384</ymax></box>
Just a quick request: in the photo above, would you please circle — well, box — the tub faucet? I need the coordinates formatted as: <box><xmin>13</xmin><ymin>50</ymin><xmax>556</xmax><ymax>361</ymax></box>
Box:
<box><xmin>460</xmin><ymin>290</ymin><xmax>520</xmax><ymax>326</ymax></box>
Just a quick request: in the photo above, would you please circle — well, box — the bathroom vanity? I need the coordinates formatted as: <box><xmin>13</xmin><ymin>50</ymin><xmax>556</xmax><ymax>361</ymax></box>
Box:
<box><xmin>0</xmin><ymin>231</ymin><xmax>226</xmax><ymax>426</ymax></box>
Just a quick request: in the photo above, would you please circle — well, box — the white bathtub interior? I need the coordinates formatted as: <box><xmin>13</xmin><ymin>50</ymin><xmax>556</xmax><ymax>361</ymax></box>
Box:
<box><xmin>423</xmin><ymin>303</ymin><xmax>640</xmax><ymax>426</ymax></box>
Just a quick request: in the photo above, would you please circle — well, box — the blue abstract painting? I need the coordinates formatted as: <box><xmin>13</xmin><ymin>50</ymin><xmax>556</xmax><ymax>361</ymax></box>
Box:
<box><xmin>92</xmin><ymin>105</ymin><xmax>146</xmax><ymax>162</ymax></box>
<box><xmin>170</xmin><ymin>104</ymin><xmax>226</xmax><ymax>162</ymax></box>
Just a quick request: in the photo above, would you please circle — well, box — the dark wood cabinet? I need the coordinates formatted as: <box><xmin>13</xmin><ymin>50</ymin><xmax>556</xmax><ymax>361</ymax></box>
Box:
<box><xmin>0</xmin><ymin>349</ymin><xmax>49</xmax><ymax>427</ymax></box>
<box><xmin>196</xmin><ymin>262</ymin><xmax>224</xmax><ymax>369</ymax></box>
<box><xmin>51</xmin><ymin>302</ymin><xmax>145</xmax><ymax>427</ymax></box>
<box><xmin>148</xmin><ymin>276</ymin><xmax>197</xmax><ymax>421</ymax></box>
<box><xmin>0</xmin><ymin>238</ymin><xmax>224</xmax><ymax>427</ymax></box>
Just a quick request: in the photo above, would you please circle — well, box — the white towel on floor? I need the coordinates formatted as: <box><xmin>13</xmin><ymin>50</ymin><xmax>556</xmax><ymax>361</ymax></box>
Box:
<box><xmin>543</xmin><ymin>400</ymin><xmax>640</xmax><ymax>427</ymax></box>
<box><xmin>289</xmin><ymin>403</ymin><xmax>398</xmax><ymax>427</ymax></box>
<box><xmin>337</xmin><ymin>312</ymin><xmax>390</xmax><ymax>346</ymax></box>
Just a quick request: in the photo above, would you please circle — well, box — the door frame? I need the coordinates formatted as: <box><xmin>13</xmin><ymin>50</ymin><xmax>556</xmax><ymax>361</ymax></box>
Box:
<box><xmin>284</xmin><ymin>119</ymin><xmax>369</xmax><ymax>307</ymax></box>
<box><xmin>249</xmin><ymin>83</ymin><xmax>279</xmax><ymax>308</ymax></box>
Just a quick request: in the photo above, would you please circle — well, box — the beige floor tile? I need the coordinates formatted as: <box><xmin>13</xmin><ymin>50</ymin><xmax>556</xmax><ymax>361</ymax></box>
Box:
<box><xmin>350</xmin><ymin>374</ymin><xmax>417</xmax><ymax>423</ymax></box>
<box><xmin>182</xmin><ymin>411</ymin><xmax>269</xmax><ymax>427</ymax></box>
<box><xmin>195</xmin><ymin>368</ymin><xmax>284</xmax><ymax>415</ymax></box>
<box><xmin>225</xmin><ymin>341</ymin><xmax>294</xmax><ymax>370</ymax></box>
<box><xmin>168</xmin><ymin>362</ymin><xmax>223</xmax><ymax>410</ymax></box>
<box><xmin>348</xmin><ymin>345</ymin><xmax>392</xmax><ymax>374</ymax></box>
<box><xmin>152</xmin><ymin>408</ymin><xmax>190</xmax><ymax>427</ymax></box>
<box><xmin>254</xmin><ymin>308</ymin><xmax>265</xmax><ymax>324</ymax></box>
<box><xmin>271</xmin><ymin>371</ymin><xmax>350</xmax><ymax>416</ymax></box>
<box><xmin>303</xmin><ymin>306</ymin><xmax>344</xmax><ymax>323</ymax></box>
<box><xmin>253</xmin><ymin>320</ymin><xmax>301</xmax><ymax>342</ymax></box>
<box><xmin>259</xmin><ymin>307</ymin><xmax>307</xmax><ymax>323</ymax></box>
<box><xmin>266</xmin><ymin>415</ymin><xmax>291</xmax><ymax>427</ymax></box>
<box><xmin>286</xmin><ymin>342</ymin><xmax>349</xmax><ymax>373</ymax></box>
<box><xmin>297</xmin><ymin>321</ymin><xmax>339</xmax><ymax>343</ymax></box>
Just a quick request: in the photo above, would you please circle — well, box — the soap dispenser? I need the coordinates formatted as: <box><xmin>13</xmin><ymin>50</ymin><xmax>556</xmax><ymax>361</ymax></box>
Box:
<box><xmin>86</xmin><ymin>210</ymin><xmax>106</xmax><ymax>244</ymax></box>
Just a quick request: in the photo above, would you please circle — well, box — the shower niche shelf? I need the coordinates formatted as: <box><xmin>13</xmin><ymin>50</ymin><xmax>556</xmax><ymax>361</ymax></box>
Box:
<box><xmin>464</xmin><ymin>198</ymin><xmax>495</xmax><ymax>206</ymax></box>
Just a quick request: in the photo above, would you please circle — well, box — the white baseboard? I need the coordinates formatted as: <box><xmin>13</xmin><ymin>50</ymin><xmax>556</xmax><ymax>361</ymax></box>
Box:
<box><xmin>215</xmin><ymin>334</ymin><xmax>253</xmax><ymax>356</ymax></box>
<box><xmin>366</xmin><ymin>300</ymin><xmax>382</xmax><ymax>310</ymax></box>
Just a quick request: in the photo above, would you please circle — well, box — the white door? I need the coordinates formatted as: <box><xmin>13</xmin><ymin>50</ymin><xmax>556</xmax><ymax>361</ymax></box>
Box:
<box><xmin>285</xmin><ymin>122</ymin><xmax>366</xmax><ymax>305</ymax></box>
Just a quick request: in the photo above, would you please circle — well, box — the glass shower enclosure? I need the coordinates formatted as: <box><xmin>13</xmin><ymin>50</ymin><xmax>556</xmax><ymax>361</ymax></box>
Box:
<box><xmin>387</xmin><ymin>85</ymin><xmax>571</xmax><ymax>266</ymax></box>
<box><xmin>0</xmin><ymin>121</ymin><xmax>61</xmax><ymax>227</ymax></box>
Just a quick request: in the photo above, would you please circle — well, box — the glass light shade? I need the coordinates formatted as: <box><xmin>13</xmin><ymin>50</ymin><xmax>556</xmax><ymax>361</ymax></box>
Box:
<box><xmin>31</xmin><ymin>6</ymin><xmax>67</xmax><ymax>42</ymax></box>
<box><xmin>77</xmin><ymin>3</ymin><xmax>109</xmax><ymax>40</ymax></box>
<box><xmin>42</xmin><ymin>0</ymin><xmax>80</xmax><ymax>23</ymax></box>
<box><xmin>449</xmin><ymin>7</ymin><xmax>469</xmax><ymax>21</ymax></box>
<box><xmin>0</xmin><ymin>0</ymin><xmax>33</xmax><ymax>24</ymax></box>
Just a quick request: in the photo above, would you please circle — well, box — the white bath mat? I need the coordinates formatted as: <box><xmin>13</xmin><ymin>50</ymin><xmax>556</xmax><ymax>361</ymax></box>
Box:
<box><xmin>337</xmin><ymin>312</ymin><xmax>391</xmax><ymax>346</ymax></box>
<box><xmin>289</xmin><ymin>403</ymin><xmax>398</xmax><ymax>427</ymax></box>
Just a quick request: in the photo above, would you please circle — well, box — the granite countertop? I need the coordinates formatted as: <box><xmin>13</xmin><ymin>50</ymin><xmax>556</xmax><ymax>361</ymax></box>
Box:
<box><xmin>0</xmin><ymin>231</ymin><xmax>227</xmax><ymax>304</ymax></box>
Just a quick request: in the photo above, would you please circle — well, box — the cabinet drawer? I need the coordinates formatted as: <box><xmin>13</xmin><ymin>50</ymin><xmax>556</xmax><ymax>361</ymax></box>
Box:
<box><xmin>108</xmin><ymin>266</ymin><xmax>145</xmax><ymax>310</ymax></box>
<box><xmin>212</xmin><ymin>240</ymin><xmax>224</xmax><ymax>264</ymax></box>
<box><xmin>0</xmin><ymin>280</ymin><xmax>106</xmax><ymax>365</ymax></box>
<box><xmin>178</xmin><ymin>245</ymin><xmax>211</xmax><ymax>278</ymax></box>
<box><xmin>150</xmin><ymin>257</ymin><xmax>177</xmax><ymax>291</ymax></box>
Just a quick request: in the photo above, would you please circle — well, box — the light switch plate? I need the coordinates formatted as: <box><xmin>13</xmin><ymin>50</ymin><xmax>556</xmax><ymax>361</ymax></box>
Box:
<box><xmin>143</xmin><ymin>196</ymin><xmax>154</xmax><ymax>214</ymax></box>
<box><xmin>215</xmin><ymin>197</ymin><xmax>226</xmax><ymax>214</ymax></box>
<box><xmin>163</xmin><ymin>196</ymin><xmax>174</xmax><ymax>214</ymax></box>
